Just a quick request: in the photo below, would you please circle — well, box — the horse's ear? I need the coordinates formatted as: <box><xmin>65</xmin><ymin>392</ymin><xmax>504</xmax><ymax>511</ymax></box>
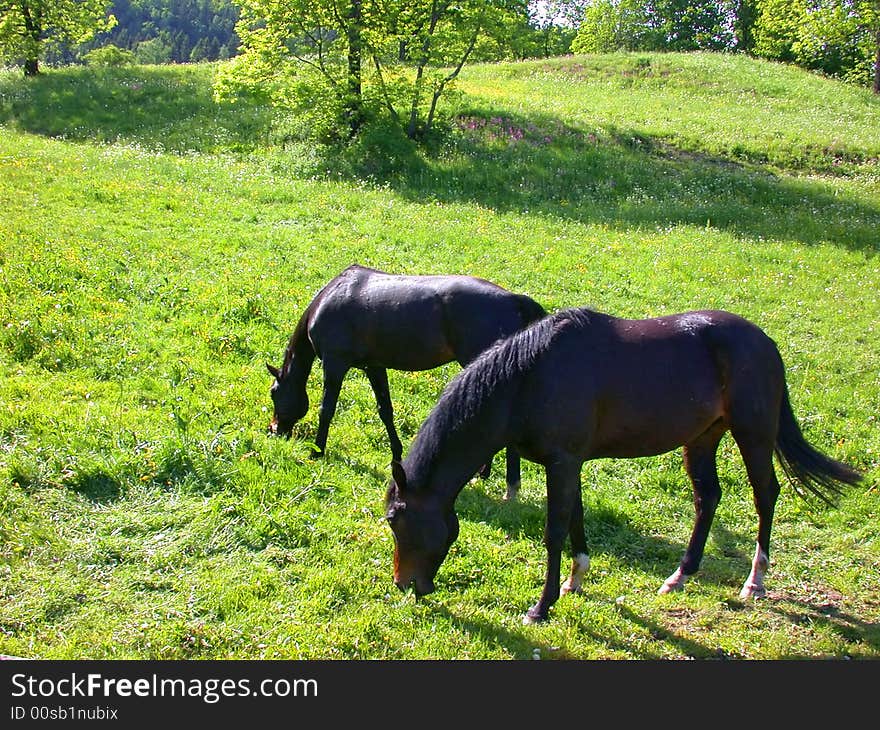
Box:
<box><xmin>266</xmin><ymin>363</ymin><xmax>281</xmax><ymax>379</ymax></box>
<box><xmin>391</xmin><ymin>460</ymin><xmax>408</xmax><ymax>492</ymax></box>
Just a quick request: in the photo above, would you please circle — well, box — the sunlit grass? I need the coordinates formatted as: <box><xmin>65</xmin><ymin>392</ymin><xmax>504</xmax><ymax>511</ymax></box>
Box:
<box><xmin>0</xmin><ymin>53</ymin><xmax>878</xmax><ymax>659</ymax></box>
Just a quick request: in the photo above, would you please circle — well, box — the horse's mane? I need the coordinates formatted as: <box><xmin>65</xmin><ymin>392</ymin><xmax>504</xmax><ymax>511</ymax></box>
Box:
<box><xmin>280</xmin><ymin>287</ymin><xmax>330</xmax><ymax>377</ymax></box>
<box><xmin>405</xmin><ymin>307</ymin><xmax>595</xmax><ymax>485</ymax></box>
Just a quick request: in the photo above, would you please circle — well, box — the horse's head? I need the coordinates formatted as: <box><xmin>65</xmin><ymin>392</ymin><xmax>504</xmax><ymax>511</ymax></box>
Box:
<box><xmin>384</xmin><ymin>461</ymin><xmax>459</xmax><ymax>596</ymax></box>
<box><xmin>266</xmin><ymin>363</ymin><xmax>309</xmax><ymax>437</ymax></box>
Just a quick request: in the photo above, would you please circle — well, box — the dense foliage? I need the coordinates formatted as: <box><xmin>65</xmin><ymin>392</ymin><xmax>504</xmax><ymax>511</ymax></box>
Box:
<box><xmin>0</xmin><ymin>0</ymin><xmax>116</xmax><ymax>74</ymax></box>
<box><xmin>570</xmin><ymin>0</ymin><xmax>879</xmax><ymax>91</ymax></box>
<box><xmin>215</xmin><ymin>0</ymin><xmax>532</xmax><ymax>140</ymax></box>
<box><xmin>752</xmin><ymin>0</ymin><xmax>880</xmax><ymax>91</ymax></box>
<box><xmin>79</xmin><ymin>0</ymin><xmax>240</xmax><ymax>63</ymax></box>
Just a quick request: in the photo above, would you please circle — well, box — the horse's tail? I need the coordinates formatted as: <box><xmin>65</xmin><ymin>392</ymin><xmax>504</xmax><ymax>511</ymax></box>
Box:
<box><xmin>774</xmin><ymin>384</ymin><xmax>862</xmax><ymax>506</ymax></box>
<box><xmin>514</xmin><ymin>294</ymin><xmax>547</xmax><ymax>327</ymax></box>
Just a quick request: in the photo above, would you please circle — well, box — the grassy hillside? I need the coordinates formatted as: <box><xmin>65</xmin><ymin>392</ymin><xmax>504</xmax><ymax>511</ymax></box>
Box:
<box><xmin>0</xmin><ymin>53</ymin><xmax>878</xmax><ymax>659</ymax></box>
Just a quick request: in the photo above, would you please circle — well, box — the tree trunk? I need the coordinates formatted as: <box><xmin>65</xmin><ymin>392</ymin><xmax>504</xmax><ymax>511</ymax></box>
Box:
<box><xmin>407</xmin><ymin>1</ymin><xmax>441</xmax><ymax>139</ymax></box>
<box><xmin>874</xmin><ymin>29</ymin><xmax>880</xmax><ymax>95</ymax></box>
<box><xmin>735</xmin><ymin>0</ymin><xmax>758</xmax><ymax>53</ymax></box>
<box><xmin>424</xmin><ymin>31</ymin><xmax>478</xmax><ymax>136</ymax></box>
<box><xmin>21</xmin><ymin>1</ymin><xmax>41</xmax><ymax>76</ymax></box>
<box><xmin>407</xmin><ymin>64</ymin><xmax>426</xmax><ymax>139</ymax></box>
<box><xmin>344</xmin><ymin>0</ymin><xmax>364</xmax><ymax>136</ymax></box>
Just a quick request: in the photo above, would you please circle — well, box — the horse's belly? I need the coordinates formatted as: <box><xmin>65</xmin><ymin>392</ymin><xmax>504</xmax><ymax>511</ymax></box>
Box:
<box><xmin>592</xmin><ymin>397</ymin><xmax>724</xmax><ymax>458</ymax></box>
<box><xmin>354</xmin><ymin>344</ymin><xmax>455</xmax><ymax>371</ymax></box>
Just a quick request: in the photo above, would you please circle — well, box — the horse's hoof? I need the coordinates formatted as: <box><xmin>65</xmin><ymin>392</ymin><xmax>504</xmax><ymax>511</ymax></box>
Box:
<box><xmin>658</xmin><ymin>580</ymin><xmax>684</xmax><ymax>595</ymax></box>
<box><xmin>504</xmin><ymin>482</ymin><xmax>520</xmax><ymax>502</ymax></box>
<box><xmin>309</xmin><ymin>448</ymin><xmax>325</xmax><ymax>460</ymax></box>
<box><xmin>560</xmin><ymin>580</ymin><xmax>581</xmax><ymax>596</ymax></box>
<box><xmin>522</xmin><ymin>606</ymin><xmax>548</xmax><ymax>625</ymax></box>
<box><xmin>739</xmin><ymin>583</ymin><xmax>766</xmax><ymax>600</ymax></box>
<box><xmin>659</xmin><ymin>567</ymin><xmax>687</xmax><ymax>594</ymax></box>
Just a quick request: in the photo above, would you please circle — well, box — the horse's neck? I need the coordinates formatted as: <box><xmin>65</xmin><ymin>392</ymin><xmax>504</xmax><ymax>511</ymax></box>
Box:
<box><xmin>413</xmin><ymin>425</ymin><xmax>505</xmax><ymax>508</ymax></box>
<box><xmin>282</xmin><ymin>318</ymin><xmax>316</xmax><ymax>384</ymax></box>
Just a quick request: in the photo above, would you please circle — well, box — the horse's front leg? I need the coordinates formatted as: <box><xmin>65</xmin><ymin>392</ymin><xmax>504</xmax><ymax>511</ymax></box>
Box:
<box><xmin>313</xmin><ymin>358</ymin><xmax>349</xmax><ymax>458</ymax></box>
<box><xmin>524</xmin><ymin>456</ymin><xmax>582</xmax><ymax>625</ymax></box>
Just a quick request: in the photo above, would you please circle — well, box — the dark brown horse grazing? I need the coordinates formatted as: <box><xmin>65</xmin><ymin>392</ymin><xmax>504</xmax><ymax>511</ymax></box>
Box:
<box><xmin>385</xmin><ymin>307</ymin><xmax>863</xmax><ymax>624</ymax></box>
<box><xmin>267</xmin><ymin>264</ymin><xmax>546</xmax><ymax>499</ymax></box>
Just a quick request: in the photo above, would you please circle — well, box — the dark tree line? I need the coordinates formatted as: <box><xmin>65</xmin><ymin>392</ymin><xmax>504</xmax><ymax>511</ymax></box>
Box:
<box><xmin>79</xmin><ymin>0</ymin><xmax>240</xmax><ymax>63</ymax></box>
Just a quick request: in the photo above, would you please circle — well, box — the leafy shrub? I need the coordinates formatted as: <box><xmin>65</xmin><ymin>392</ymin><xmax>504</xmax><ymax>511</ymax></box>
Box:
<box><xmin>82</xmin><ymin>45</ymin><xmax>136</xmax><ymax>68</ymax></box>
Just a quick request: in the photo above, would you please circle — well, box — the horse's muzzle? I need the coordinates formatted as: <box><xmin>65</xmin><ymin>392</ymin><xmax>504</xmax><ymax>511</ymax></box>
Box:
<box><xmin>394</xmin><ymin>576</ymin><xmax>435</xmax><ymax>597</ymax></box>
<box><xmin>267</xmin><ymin>419</ymin><xmax>292</xmax><ymax>439</ymax></box>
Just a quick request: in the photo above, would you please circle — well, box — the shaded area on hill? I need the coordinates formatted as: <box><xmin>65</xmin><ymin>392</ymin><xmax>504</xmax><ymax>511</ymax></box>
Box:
<box><xmin>0</xmin><ymin>66</ymin><xmax>271</xmax><ymax>153</ymax></box>
<box><xmin>342</xmin><ymin>109</ymin><xmax>880</xmax><ymax>253</ymax></box>
<box><xmin>1</xmin><ymin>66</ymin><xmax>877</xmax><ymax>253</ymax></box>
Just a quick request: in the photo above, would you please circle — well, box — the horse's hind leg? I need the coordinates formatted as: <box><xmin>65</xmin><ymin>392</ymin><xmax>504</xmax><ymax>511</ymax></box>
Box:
<box><xmin>561</xmin><ymin>487</ymin><xmax>590</xmax><ymax>596</ymax></box>
<box><xmin>660</xmin><ymin>423</ymin><xmax>725</xmax><ymax>594</ymax></box>
<box><xmin>503</xmin><ymin>448</ymin><xmax>521</xmax><ymax>502</ymax></box>
<box><xmin>365</xmin><ymin>367</ymin><xmax>403</xmax><ymax>462</ymax></box>
<box><xmin>731</xmin><ymin>435</ymin><xmax>781</xmax><ymax>599</ymax></box>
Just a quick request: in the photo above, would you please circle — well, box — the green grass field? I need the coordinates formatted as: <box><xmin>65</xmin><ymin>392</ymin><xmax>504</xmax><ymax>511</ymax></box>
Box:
<box><xmin>0</xmin><ymin>52</ymin><xmax>878</xmax><ymax>659</ymax></box>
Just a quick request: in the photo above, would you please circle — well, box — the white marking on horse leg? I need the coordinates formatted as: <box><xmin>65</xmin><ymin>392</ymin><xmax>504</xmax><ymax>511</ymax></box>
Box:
<box><xmin>740</xmin><ymin>544</ymin><xmax>769</xmax><ymax>599</ymax></box>
<box><xmin>561</xmin><ymin>553</ymin><xmax>590</xmax><ymax>595</ymax></box>
<box><xmin>503</xmin><ymin>480</ymin><xmax>520</xmax><ymax>502</ymax></box>
<box><xmin>658</xmin><ymin>566</ymin><xmax>688</xmax><ymax>594</ymax></box>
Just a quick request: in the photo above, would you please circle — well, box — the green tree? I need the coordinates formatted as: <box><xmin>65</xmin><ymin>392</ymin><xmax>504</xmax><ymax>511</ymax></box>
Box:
<box><xmin>516</xmin><ymin>0</ymin><xmax>585</xmax><ymax>57</ymax></box>
<box><xmin>214</xmin><ymin>0</ymin><xmax>366</xmax><ymax>138</ymax></box>
<box><xmin>0</xmin><ymin>0</ymin><xmax>116</xmax><ymax>74</ymax></box>
<box><xmin>752</xmin><ymin>0</ymin><xmax>807</xmax><ymax>62</ymax></box>
<box><xmin>643</xmin><ymin>0</ymin><xmax>734</xmax><ymax>50</ymax></box>
<box><xmin>134</xmin><ymin>34</ymin><xmax>171</xmax><ymax>62</ymax></box>
<box><xmin>572</xmin><ymin>1</ymin><xmax>747</xmax><ymax>53</ymax></box>
<box><xmin>732</xmin><ymin>0</ymin><xmax>760</xmax><ymax>51</ymax></box>
<box><xmin>375</xmin><ymin>1</ymin><xmax>528</xmax><ymax>138</ymax></box>
<box><xmin>215</xmin><ymin>0</ymin><xmax>528</xmax><ymax>140</ymax></box>
<box><xmin>82</xmin><ymin>42</ymin><xmax>135</xmax><ymax>65</ymax></box>
<box><xmin>754</xmin><ymin>0</ymin><xmax>880</xmax><ymax>92</ymax></box>
<box><xmin>571</xmin><ymin>0</ymin><xmax>649</xmax><ymax>52</ymax></box>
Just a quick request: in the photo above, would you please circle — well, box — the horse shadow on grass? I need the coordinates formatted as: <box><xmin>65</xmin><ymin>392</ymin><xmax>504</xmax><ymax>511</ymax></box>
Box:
<box><xmin>453</xmin><ymin>476</ymin><xmax>756</xmax><ymax>592</ymax></box>
<box><xmin>767</xmin><ymin>595</ymin><xmax>880</xmax><ymax>657</ymax></box>
<box><xmin>426</xmin><ymin>601</ymin><xmax>717</xmax><ymax>660</ymax></box>
<box><xmin>421</xmin><ymin>490</ymin><xmax>880</xmax><ymax>659</ymax></box>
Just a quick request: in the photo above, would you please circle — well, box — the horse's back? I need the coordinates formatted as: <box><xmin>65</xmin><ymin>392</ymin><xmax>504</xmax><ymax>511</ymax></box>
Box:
<box><xmin>437</xmin><ymin>282</ymin><xmax>544</xmax><ymax>364</ymax></box>
<box><xmin>306</xmin><ymin>265</ymin><xmax>540</xmax><ymax>370</ymax></box>
<box><xmin>515</xmin><ymin>308</ymin><xmax>784</xmax><ymax>460</ymax></box>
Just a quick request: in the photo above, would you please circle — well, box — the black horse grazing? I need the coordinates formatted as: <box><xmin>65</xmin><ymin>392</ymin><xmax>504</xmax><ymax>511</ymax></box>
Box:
<box><xmin>385</xmin><ymin>307</ymin><xmax>863</xmax><ymax>623</ymax></box>
<box><xmin>267</xmin><ymin>264</ymin><xmax>546</xmax><ymax>499</ymax></box>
